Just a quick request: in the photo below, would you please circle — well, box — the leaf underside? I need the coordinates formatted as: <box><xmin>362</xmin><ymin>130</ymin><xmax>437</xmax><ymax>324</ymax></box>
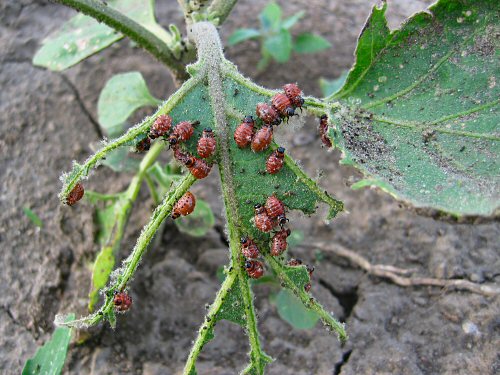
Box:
<box><xmin>330</xmin><ymin>0</ymin><xmax>499</xmax><ymax>219</ymax></box>
<box><xmin>58</xmin><ymin>51</ymin><xmax>344</xmax><ymax>373</ymax></box>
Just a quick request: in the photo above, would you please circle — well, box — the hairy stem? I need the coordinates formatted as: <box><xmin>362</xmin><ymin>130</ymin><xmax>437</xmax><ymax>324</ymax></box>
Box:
<box><xmin>59</xmin><ymin>76</ymin><xmax>200</xmax><ymax>202</ymax></box>
<box><xmin>183</xmin><ymin>271</ymin><xmax>238</xmax><ymax>374</ymax></box>
<box><xmin>189</xmin><ymin>21</ymin><xmax>269</xmax><ymax>373</ymax></box>
<box><xmin>54</xmin><ymin>0</ymin><xmax>189</xmax><ymax>82</ymax></box>
<box><xmin>118</xmin><ymin>173</ymin><xmax>196</xmax><ymax>289</ymax></box>
<box><xmin>63</xmin><ymin>172</ymin><xmax>197</xmax><ymax>328</ymax></box>
<box><xmin>207</xmin><ymin>0</ymin><xmax>239</xmax><ymax>25</ymax></box>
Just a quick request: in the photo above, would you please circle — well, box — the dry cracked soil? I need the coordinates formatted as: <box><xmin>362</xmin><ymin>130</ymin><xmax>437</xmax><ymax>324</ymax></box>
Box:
<box><xmin>1</xmin><ymin>0</ymin><xmax>499</xmax><ymax>374</ymax></box>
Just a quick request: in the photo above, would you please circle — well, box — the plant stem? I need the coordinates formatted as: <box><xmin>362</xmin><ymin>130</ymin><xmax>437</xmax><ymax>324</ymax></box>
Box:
<box><xmin>59</xmin><ymin>75</ymin><xmax>201</xmax><ymax>202</ymax></box>
<box><xmin>64</xmin><ymin>171</ymin><xmax>197</xmax><ymax>328</ymax></box>
<box><xmin>207</xmin><ymin>0</ymin><xmax>239</xmax><ymax>25</ymax></box>
<box><xmin>54</xmin><ymin>0</ymin><xmax>189</xmax><ymax>82</ymax></box>
<box><xmin>118</xmin><ymin>173</ymin><xmax>196</xmax><ymax>290</ymax></box>
<box><xmin>183</xmin><ymin>271</ymin><xmax>238</xmax><ymax>374</ymax></box>
<box><xmin>191</xmin><ymin>21</ymin><xmax>269</xmax><ymax>373</ymax></box>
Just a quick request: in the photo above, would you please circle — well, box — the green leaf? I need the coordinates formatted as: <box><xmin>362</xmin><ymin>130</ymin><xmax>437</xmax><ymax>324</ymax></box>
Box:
<box><xmin>329</xmin><ymin>0</ymin><xmax>500</xmax><ymax>219</ymax></box>
<box><xmin>275</xmin><ymin>289</ymin><xmax>319</xmax><ymax>329</ymax></box>
<box><xmin>227</xmin><ymin>28</ymin><xmax>261</xmax><ymax>46</ymax></box>
<box><xmin>282</xmin><ymin>11</ymin><xmax>305</xmax><ymax>30</ymax></box>
<box><xmin>98</xmin><ymin>72</ymin><xmax>160</xmax><ymax>138</ymax></box>
<box><xmin>88</xmin><ymin>201</ymin><xmax>121</xmax><ymax>311</ymax></box>
<box><xmin>22</xmin><ymin>314</ymin><xmax>74</xmax><ymax>375</ymax></box>
<box><xmin>23</xmin><ymin>207</ymin><xmax>43</xmax><ymax>228</ymax></box>
<box><xmin>175</xmin><ymin>199</ymin><xmax>215</xmax><ymax>237</ymax></box>
<box><xmin>89</xmin><ymin>246</ymin><xmax>115</xmax><ymax>312</ymax></box>
<box><xmin>319</xmin><ymin>71</ymin><xmax>349</xmax><ymax>97</ymax></box>
<box><xmin>293</xmin><ymin>32</ymin><xmax>331</xmax><ymax>54</ymax></box>
<box><xmin>33</xmin><ymin>0</ymin><xmax>173</xmax><ymax>71</ymax></box>
<box><xmin>263</xmin><ymin>29</ymin><xmax>292</xmax><ymax>63</ymax></box>
<box><xmin>259</xmin><ymin>2</ymin><xmax>282</xmax><ymax>32</ymax></box>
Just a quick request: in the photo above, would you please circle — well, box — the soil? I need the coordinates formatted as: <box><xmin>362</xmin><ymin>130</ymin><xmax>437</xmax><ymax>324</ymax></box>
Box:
<box><xmin>1</xmin><ymin>1</ymin><xmax>499</xmax><ymax>374</ymax></box>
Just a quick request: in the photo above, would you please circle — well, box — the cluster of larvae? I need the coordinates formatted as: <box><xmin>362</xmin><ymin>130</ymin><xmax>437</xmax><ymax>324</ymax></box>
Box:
<box><xmin>242</xmin><ymin>195</ymin><xmax>315</xmax><ymax>291</ymax></box>
<box><xmin>233</xmin><ymin>83</ymin><xmax>304</xmax><ymax>174</ymax></box>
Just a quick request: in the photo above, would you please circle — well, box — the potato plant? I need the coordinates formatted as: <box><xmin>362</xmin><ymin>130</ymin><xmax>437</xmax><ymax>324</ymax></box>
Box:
<box><xmin>25</xmin><ymin>0</ymin><xmax>499</xmax><ymax>374</ymax></box>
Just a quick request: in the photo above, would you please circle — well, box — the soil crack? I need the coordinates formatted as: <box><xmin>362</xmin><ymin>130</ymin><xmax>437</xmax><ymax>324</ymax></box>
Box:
<box><xmin>60</xmin><ymin>74</ymin><xmax>103</xmax><ymax>139</ymax></box>
<box><xmin>333</xmin><ymin>349</ymin><xmax>352</xmax><ymax>375</ymax></box>
<box><xmin>319</xmin><ymin>279</ymin><xmax>358</xmax><ymax>322</ymax></box>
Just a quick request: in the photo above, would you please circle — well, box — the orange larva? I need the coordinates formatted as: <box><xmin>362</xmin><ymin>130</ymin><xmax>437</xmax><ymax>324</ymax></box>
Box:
<box><xmin>113</xmin><ymin>291</ymin><xmax>132</xmax><ymax>312</ymax></box>
<box><xmin>271</xmin><ymin>93</ymin><xmax>295</xmax><ymax>119</ymax></box>
<box><xmin>244</xmin><ymin>260</ymin><xmax>264</xmax><ymax>279</ymax></box>
<box><xmin>234</xmin><ymin>116</ymin><xmax>255</xmax><ymax>148</ymax></box>
<box><xmin>256</xmin><ymin>103</ymin><xmax>281</xmax><ymax>126</ymax></box>
<box><xmin>240</xmin><ymin>236</ymin><xmax>260</xmax><ymax>259</ymax></box>
<box><xmin>66</xmin><ymin>182</ymin><xmax>84</xmax><ymax>206</ymax></box>
<box><xmin>197</xmin><ymin>128</ymin><xmax>217</xmax><ymax>158</ymax></box>
<box><xmin>270</xmin><ymin>228</ymin><xmax>291</xmax><ymax>256</ymax></box>
<box><xmin>283</xmin><ymin>83</ymin><xmax>304</xmax><ymax>109</ymax></box>
<box><xmin>287</xmin><ymin>258</ymin><xmax>303</xmax><ymax>267</ymax></box>
<box><xmin>254</xmin><ymin>203</ymin><xmax>273</xmax><ymax>232</ymax></box>
<box><xmin>150</xmin><ymin>114</ymin><xmax>172</xmax><ymax>139</ymax></box>
<box><xmin>265</xmin><ymin>195</ymin><xmax>285</xmax><ymax>220</ymax></box>
<box><xmin>172</xmin><ymin>191</ymin><xmax>196</xmax><ymax>219</ymax></box>
<box><xmin>168</xmin><ymin>121</ymin><xmax>198</xmax><ymax>146</ymax></box>
<box><xmin>251</xmin><ymin>125</ymin><xmax>273</xmax><ymax>152</ymax></box>
<box><xmin>173</xmin><ymin>148</ymin><xmax>191</xmax><ymax>164</ymax></box>
<box><xmin>186</xmin><ymin>157</ymin><xmax>212</xmax><ymax>179</ymax></box>
<box><xmin>318</xmin><ymin>114</ymin><xmax>332</xmax><ymax>148</ymax></box>
<box><xmin>266</xmin><ymin>147</ymin><xmax>285</xmax><ymax>174</ymax></box>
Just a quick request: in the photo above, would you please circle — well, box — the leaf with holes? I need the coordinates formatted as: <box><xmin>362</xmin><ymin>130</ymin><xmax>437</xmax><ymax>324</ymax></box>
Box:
<box><xmin>57</xmin><ymin>22</ymin><xmax>345</xmax><ymax>374</ymax></box>
<box><xmin>33</xmin><ymin>0</ymin><xmax>173</xmax><ymax>71</ymax></box>
<box><xmin>327</xmin><ymin>0</ymin><xmax>500</xmax><ymax>219</ymax></box>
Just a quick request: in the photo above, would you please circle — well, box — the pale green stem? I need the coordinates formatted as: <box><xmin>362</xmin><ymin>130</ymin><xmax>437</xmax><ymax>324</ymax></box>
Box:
<box><xmin>65</xmin><ymin>172</ymin><xmax>197</xmax><ymax>327</ymax></box>
<box><xmin>207</xmin><ymin>0</ymin><xmax>239</xmax><ymax>25</ymax></box>
<box><xmin>59</xmin><ymin>76</ymin><xmax>200</xmax><ymax>203</ymax></box>
<box><xmin>183</xmin><ymin>271</ymin><xmax>238</xmax><ymax>374</ymax></box>
<box><xmin>185</xmin><ymin>22</ymin><xmax>268</xmax><ymax>373</ymax></box>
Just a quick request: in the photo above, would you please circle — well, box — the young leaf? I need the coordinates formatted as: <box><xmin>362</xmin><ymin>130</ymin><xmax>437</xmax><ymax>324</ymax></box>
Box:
<box><xmin>227</xmin><ymin>28</ymin><xmax>261</xmax><ymax>46</ymax></box>
<box><xmin>259</xmin><ymin>2</ymin><xmax>282</xmax><ymax>32</ymax></box>
<box><xmin>328</xmin><ymin>0</ymin><xmax>500</xmax><ymax>219</ymax></box>
<box><xmin>263</xmin><ymin>29</ymin><xmax>292</xmax><ymax>63</ymax></box>
<box><xmin>319</xmin><ymin>71</ymin><xmax>349</xmax><ymax>97</ymax></box>
<box><xmin>275</xmin><ymin>289</ymin><xmax>319</xmax><ymax>329</ymax></box>
<box><xmin>175</xmin><ymin>198</ymin><xmax>215</xmax><ymax>237</ymax></box>
<box><xmin>293</xmin><ymin>32</ymin><xmax>331</xmax><ymax>54</ymax></box>
<box><xmin>22</xmin><ymin>314</ymin><xmax>75</xmax><ymax>375</ymax></box>
<box><xmin>33</xmin><ymin>0</ymin><xmax>173</xmax><ymax>71</ymax></box>
<box><xmin>23</xmin><ymin>207</ymin><xmax>43</xmax><ymax>228</ymax></box>
<box><xmin>282</xmin><ymin>11</ymin><xmax>305</xmax><ymax>30</ymax></box>
<box><xmin>99</xmin><ymin>148</ymin><xmax>140</xmax><ymax>173</ymax></box>
<box><xmin>98</xmin><ymin>72</ymin><xmax>160</xmax><ymax>138</ymax></box>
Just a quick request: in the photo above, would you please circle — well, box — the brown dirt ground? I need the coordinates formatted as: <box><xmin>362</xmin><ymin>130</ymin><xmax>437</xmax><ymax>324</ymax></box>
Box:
<box><xmin>1</xmin><ymin>0</ymin><xmax>499</xmax><ymax>374</ymax></box>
